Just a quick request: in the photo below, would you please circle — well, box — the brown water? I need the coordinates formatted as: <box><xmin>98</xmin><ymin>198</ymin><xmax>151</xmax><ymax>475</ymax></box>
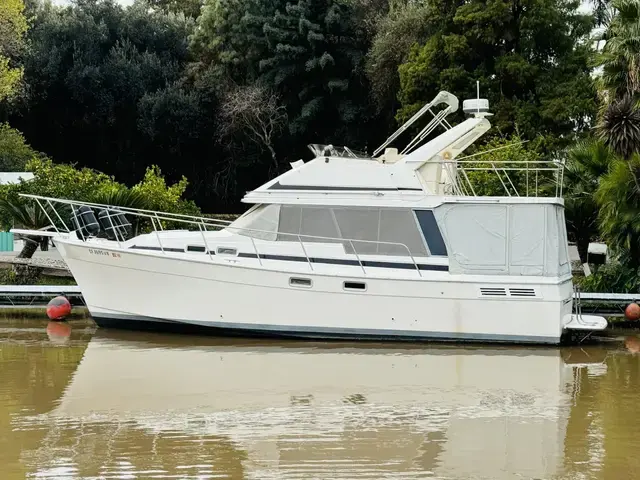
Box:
<box><xmin>2</xmin><ymin>318</ymin><xmax>640</xmax><ymax>479</ymax></box>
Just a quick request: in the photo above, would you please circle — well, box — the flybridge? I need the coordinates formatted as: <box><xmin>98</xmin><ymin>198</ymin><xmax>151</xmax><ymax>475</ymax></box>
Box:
<box><xmin>244</xmin><ymin>90</ymin><xmax>564</xmax><ymax>200</ymax></box>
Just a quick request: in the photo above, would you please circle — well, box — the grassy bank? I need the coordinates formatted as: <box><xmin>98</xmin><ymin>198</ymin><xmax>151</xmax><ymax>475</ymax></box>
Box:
<box><xmin>0</xmin><ymin>306</ymin><xmax>90</xmax><ymax>319</ymax></box>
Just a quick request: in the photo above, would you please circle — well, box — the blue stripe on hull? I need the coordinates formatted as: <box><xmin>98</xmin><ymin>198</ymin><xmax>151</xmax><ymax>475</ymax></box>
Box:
<box><xmin>91</xmin><ymin>313</ymin><xmax>561</xmax><ymax>345</ymax></box>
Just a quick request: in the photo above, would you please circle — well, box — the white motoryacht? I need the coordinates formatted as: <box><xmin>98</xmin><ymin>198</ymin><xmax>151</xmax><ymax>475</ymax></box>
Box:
<box><xmin>16</xmin><ymin>90</ymin><xmax>607</xmax><ymax>344</ymax></box>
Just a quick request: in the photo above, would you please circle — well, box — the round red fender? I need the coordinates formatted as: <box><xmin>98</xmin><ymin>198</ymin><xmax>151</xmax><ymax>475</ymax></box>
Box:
<box><xmin>46</xmin><ymin>296</ymin><xmax>72</xmax><ymax>321</ymax></box>
<box><xmin>625</xmin><ymin>303</ymin><xmax>640</xmax><ymax>321</ymax></box>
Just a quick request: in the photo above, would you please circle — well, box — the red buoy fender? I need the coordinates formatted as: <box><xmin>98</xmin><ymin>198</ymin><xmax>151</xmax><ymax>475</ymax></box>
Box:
<box><xmin>46</xmin><ymin>296</ymin><xmax>72</xmax><ymax>321</ymax></box>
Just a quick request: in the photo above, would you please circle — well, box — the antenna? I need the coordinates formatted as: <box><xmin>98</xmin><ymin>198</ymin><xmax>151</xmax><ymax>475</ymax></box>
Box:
<box><xmin>477</xmin><ymin>80</ymin><xmax>480</xmax><ymax>114</ymax></box>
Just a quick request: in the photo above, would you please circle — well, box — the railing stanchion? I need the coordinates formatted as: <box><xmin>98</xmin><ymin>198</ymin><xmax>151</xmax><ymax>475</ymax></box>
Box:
<box><xmin>150</xmin><ymin>217</ymin><xmax>165</xmax><ymax>254</ymax></box>
<box><xmin>34</xmin><ymin>198</ymin><xmax>60</xmax><ymax>234</ymax></box>
<box><xmin>404</xmin><ymin>244</ymin><xmax>422</xmax><ymax>278</ymax></box>
<box><xmin>350</xmin><ymin>240</ymin><xmax>366</xmax><ymax>275</ymax></box>
<box><xmin>298</xmin><ymin>235</ymin><xmax>313</xmax><ymax>271</ymax></box>
<box><xmin>45</xmin><ymin>199</ymin><xmax>69</xmax><ymax>232</ymax></box>
<box><xmin>249</xmin><ymin>234</ymin><xmax>262</xmax><ymax>266</ymax></box>
<box><xmin>199</xmin><ymin>220</ymin><xmax>213</xmax><ymax>260</ymax></box>
<box><xmin>104</xmin><ymin>209</ymin><xmax>123</xmax><ymax>248</ymax></box>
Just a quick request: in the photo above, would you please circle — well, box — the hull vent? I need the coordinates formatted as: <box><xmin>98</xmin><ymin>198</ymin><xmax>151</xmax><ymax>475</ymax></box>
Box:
<box><xmin>480</xmin><ymin>287</ymin><xmax>507</xmax><ymax>297</ymax></box>
<box><xmin>509</xmin><ymin>288</ymin><xmax>536</xmax><ymax>297</ymax></box>
<box><xmin>479</xmin><ymin>287</ymin><xmax>537</xmax><ymax>298</ymax></box>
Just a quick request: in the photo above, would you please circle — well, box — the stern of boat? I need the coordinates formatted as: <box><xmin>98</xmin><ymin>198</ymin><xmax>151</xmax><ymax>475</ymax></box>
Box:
<box><xmin>561</xmin><ymin>284</ymin><xmax>608</xmax><ymax>342</ymax></box>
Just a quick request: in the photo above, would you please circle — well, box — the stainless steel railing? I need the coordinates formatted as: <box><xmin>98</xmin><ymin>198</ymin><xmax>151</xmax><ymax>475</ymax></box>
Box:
<box><xmin>20</xmin><ymin>194</ymin><xmax>425</xmax><ymax>277</ymax></box>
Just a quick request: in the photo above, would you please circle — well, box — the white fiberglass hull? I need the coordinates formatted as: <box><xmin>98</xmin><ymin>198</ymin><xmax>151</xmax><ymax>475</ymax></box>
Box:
<box><xmin>55</xmin><ymin>238</ymin><xmax>576</xmax><ymax>345</ymax></box>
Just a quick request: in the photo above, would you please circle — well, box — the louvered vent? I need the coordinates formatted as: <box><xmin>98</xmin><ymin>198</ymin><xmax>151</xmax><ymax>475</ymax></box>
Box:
<box><xmin>509</xmin><ymin>288</ymin><xmax>536</xmax><ymax>297</ymax></box>
<box><xmin>480</xmin><ymin>287</ymin><xmax>507</xmax><ymax>297</ymax></box>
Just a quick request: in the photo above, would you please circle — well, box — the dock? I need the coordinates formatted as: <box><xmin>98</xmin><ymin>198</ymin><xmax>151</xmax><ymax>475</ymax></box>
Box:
<box><xmin>0</xmin><ymin>285</ymin><xmax>84</xmax><ymax>308</ymax></box>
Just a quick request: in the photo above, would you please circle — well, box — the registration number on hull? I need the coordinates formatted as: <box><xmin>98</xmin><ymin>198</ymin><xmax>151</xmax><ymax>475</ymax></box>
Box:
<box><xmin>88</xmin><ymin>248</ymin><xmax>121</xmax><ymax>258</ymax></box>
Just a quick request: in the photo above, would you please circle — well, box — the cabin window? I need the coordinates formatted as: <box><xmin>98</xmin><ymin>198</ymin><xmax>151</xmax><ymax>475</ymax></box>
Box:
<box><xmin>229</xmin><ymin>204</ymin><xmax>280</xmax><ymax>241</ymax></box>
<box><xmin>278</xmin><ymin>206</ymin><xmax>428</xmax><ymax>256</ymax></box>
<box><xmin>186</xmin><ymin>245</ymin><xmax>206</xmax><ymax>253</ymax></box>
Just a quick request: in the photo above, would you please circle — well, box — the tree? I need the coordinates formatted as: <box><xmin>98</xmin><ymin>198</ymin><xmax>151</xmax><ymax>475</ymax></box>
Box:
<box><xmin>595</xmin><ymin>0</ymin><xmax>640</xmax><ymax>100</ymax></box>
<box><xmin>563</xmin><ymin>140</ymin><xmax>615</xmax><ymax>262</ymax></box>
<box><xmin>596</xmin><ymin>154</ymin><xmax>640</xmax><ymax>267</ymax></box>
<box><xmin>596</xmin><ymin>94</ymin><xmax>640</xmax><ymax>159</ymax></box>
<box><xmin>365</xmin><ymin>1</ymin><xmax>434</xmax><ymax>115</ymax></box>
<box><xmin>0</xmin><ymin>0</ymin><xmax>28</xmax><ymax>101</ymax></box>
<box><xmin>0</xmin><ymin>123</ymin><xmax>42</xmax><ymax>171</ymax></box>
<box><xmin>218</xmin><ymin>84</ymin><xmax>287</xmax><ymax>173</ymax></box>
<box><xmin>462</xmin><ymin>135</ymin><xmax>547</xmax><ymax>197</ymax></box>
<box><xmin>10</xmin><ymin>0</ymin><xmax>197</xmax><ymax>193</ymax></box>
<box><xmin>397</xmin><ymin>0</ymin><xmax>597</xmax><ymax>149</ymax></box>
<box><xmin>259</xmin><ymin>0</ymin><xmax>373</xmax><ymax>148</ymax></box>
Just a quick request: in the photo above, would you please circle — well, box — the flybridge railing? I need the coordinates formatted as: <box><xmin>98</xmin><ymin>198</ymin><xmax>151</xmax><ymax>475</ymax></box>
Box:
<box><xmin>439</xmin><ymin>159</ymin><xmax>564</xmax><ymax>198</ymax></box>
<box><xmin>19</xmin><ymin>194</ymin><xmax>424</xmax><ymax>277</ymax></box>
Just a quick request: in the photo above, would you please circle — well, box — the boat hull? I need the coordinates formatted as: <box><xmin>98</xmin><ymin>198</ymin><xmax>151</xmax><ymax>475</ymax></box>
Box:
<box><xmin>57</xmin><ymin>239</ymin><xmax>573</xmax><ymax>345</ymax></box>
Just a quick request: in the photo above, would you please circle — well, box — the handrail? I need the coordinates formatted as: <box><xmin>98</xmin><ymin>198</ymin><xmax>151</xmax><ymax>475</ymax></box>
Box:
<box><xmin>20</xmin><ymin>194</ymin><xmax>426</xmax><ymax>277</ymax></box>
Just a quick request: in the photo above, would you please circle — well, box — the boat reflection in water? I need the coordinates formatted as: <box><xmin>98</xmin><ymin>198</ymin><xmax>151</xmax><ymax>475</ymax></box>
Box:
<box><xmin>35</xmin><ymin>331</ymin><xmax>609</xmax><ymax>479</ymax></box>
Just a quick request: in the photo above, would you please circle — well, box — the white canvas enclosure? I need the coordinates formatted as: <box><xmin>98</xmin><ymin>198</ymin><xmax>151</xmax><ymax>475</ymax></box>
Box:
<box><xmin>434</xmin><ymin>203</ymin><xmax>571</xmax><ymax>277</ymax></box>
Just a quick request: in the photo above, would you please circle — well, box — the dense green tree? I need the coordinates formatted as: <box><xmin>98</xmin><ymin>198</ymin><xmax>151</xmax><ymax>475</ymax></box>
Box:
<box><xmin>0</xmin><ymin>0</ymin><xmax>28</xmax><ymax>101</ymax></box>
<box><xmin>596</xmin><ymin>0</ymin><xmax>640</xmax><ymax>100</ymax></box>
<box><xmin>396</xmin><ymin>0</ymin><xmax>598</xmax><ymax>149</ymax></box>
<box><xmin>9</xmin><ymin>0</ymin><xmax>205</xmax><ymax>199</ymax></box>
<box><xmin>0</xmin><ymin>123</ymin><xmax>42</xmax><ymax>171</ymax></box>
<box><xmin>563</xmin><ymin>140</ymin><xmax>615</xmax><ymax>262</ymax></box>
<box><xmin>596</xmin><ymin>154</ymin><xmax>640</xmax><ymax>266</ymax></box>
<box><xmin>260</xmin><ymin>0</ymin><xmax>372</xmax><ymax>147</ymax></box>
<box><xmin>365</xmin><ymin>1</ymin><xmax>433</xmax><ymax>115</ymax></box>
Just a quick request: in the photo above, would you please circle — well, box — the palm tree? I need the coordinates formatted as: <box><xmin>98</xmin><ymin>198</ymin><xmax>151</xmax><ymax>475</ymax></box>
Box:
<box><xmin>596</xmin><ymin>95</ymin><xmax>640</xmax><ymax>159</ymax></box>
<box><xmin>595</xmin><ymin>0</ymin><xmax>640</xmax><ymax>162</ymax></box>
<box><xmin>596</xmin><ymin>0</ymin><xmax>640</xmax><ymax>100</ymax></box>
<box><xmin>596</xmin><ymin>153</ymin><xmax>640</xmax><ymax>267</ymax></box>
<box><xmin>563</xmin><ymin>140</ymin><xmax>616</xmax><ymax>262</ymax></box>
<box><xmin>0</xmin><ymin>197</ymin><xmax>52</xmax><ymax>258</ymax></box>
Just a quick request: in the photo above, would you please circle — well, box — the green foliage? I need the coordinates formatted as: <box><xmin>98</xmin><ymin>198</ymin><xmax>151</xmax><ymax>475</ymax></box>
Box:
<box><xmin>563</xmin><ymin>140</ymin><xmax>615</xmax><ymax>261</ymax></box>
<box><xmin>259</xmin><ymin>0</ymin><xmax>371</xmax><ymax>144</ymax></box>
<box><xmin>365</xmin><ymin>1</ymin><xmax>433</xmax><ymax>113</ymax></box>
<box><xmin>397</xmin><ymin>0</ymin><xmax>597</xmax><ymax>148</ymax></box>
<box><xmin>575</xmin><ymin>261</ymin><xmax>640</xmax><ymax>293</ymax></box>
<box><xmin>131</xmin><ymin>165</ymin><xmax>200</xmax><ymax>215</ymax></box>
<box><xmin>595</xmin><ymin>154</ymin><xmax>640</xmax><ymax>266</ymax></box>
<box><xmin>0</xmin><ymin>0</ymin><xmax>28</xmax><ymax>101</ymax></box>
<box><xmin>0</xmin><ymin>159</ymin><xmax>200</xmax><ymax>236</ymax></box>
<box><xmin>462</xmin><ymin>135</ymin><xmax>548</xmax><ymax>196</ymax></box>
<box><xmin>597</xmin><ymin>95</ymin><xmax>640</xmax><ymax>159</ymax></box>
<box><xmin>12</xmin><ymin>0</ymin><xmax>199</xmax><ymax>195</ymax></box>
<box><xmin>0</xmin><ymin>123</ymin><xmax>42</xmax><ymax>171</ymax></box>
<box><xmin>595</xmin><ymin>0</ymin><xmax>640</xmax><ymax>99</ymax></box>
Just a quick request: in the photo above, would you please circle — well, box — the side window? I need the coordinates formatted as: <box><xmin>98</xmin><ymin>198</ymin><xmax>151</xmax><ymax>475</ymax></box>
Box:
<box><xmin>333</xmin><ymin>208</ymin><xmax>379</xmax><ymax>254</ymax></box>
<box><xmin>277</xmin><ymin>205</ymin><xmax>302</xmax><ymax>241</ymax></box>
<box><xmin>379</xmin><ymin>209</ymin><xmax>428</xmax><ymax>256</ymax></box>
<box><xmin>300</xmin><ymin>207</ymin><xmax>340</xmax><ymax>242</ymax></box>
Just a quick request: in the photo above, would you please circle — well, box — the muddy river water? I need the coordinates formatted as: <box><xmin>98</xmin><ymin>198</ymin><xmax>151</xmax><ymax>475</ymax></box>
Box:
<box><xmin>2</xmin><ymin>318</ymin><xmax>640</xmax><ymax>479</ymax></box>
